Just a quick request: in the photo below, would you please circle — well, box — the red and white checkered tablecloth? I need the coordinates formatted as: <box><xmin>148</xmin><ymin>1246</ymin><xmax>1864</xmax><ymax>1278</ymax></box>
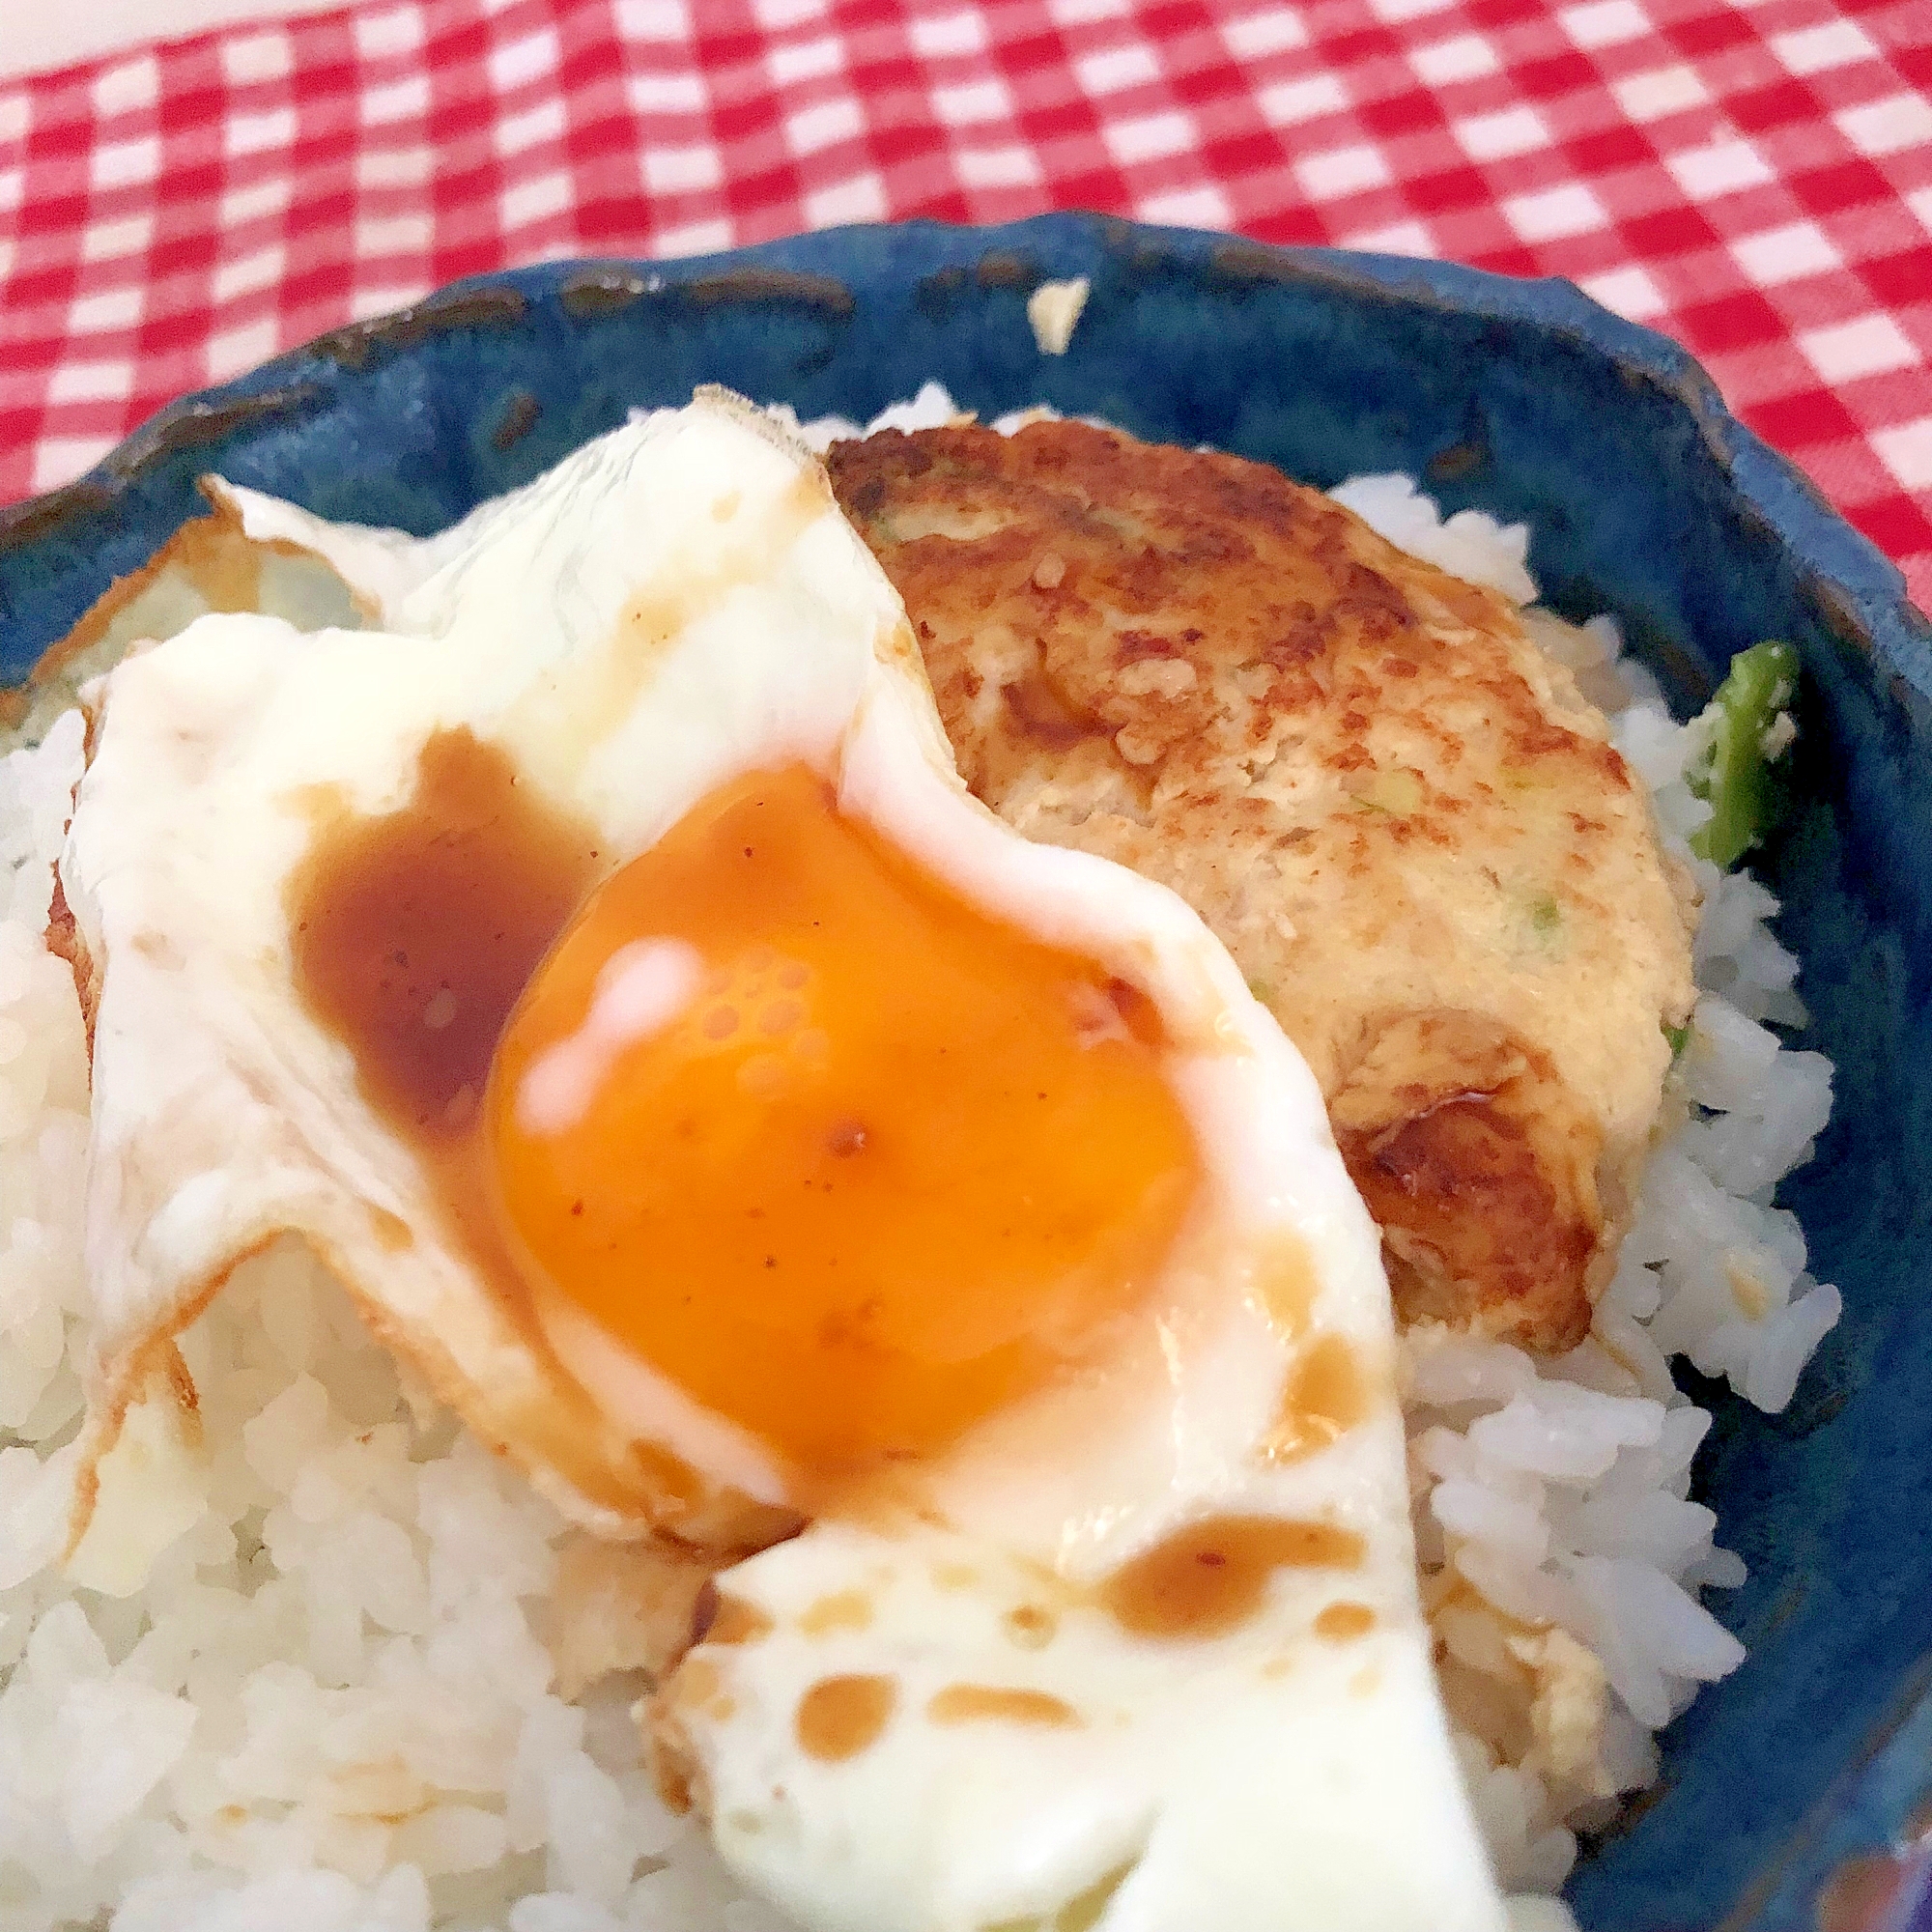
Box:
<box><xmin>2</xmin><ymin>0</ymin><xmax>1928</xmax><ymax>608</ymax></box>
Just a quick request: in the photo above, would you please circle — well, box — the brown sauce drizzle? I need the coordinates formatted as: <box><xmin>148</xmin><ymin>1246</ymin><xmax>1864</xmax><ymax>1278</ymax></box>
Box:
<box><xmin>1265</xmin><ymin>1332</ymin><xmax>1372</xmax><ymax>1463</ymax></box>
<box><xmin>282</xmin><ymin>727</ymin><xmax>603</xmax><ymax>1345</ymax></box>
<box><xmin>1004</xmin><ymin>1603</ymin><xmax>1056</xmax><ymax>1649</ymax></box>
<box><xmin>703</xmin><ymin>1593</ymin><xmax>774</xmax><ymax>1647</ymax></box>
<box><xmin>280</xmin><ymin>727</ymin><xmax>718</xmax><ymax>1526</ymax></box>
<box><xmin>368</xmin><ymin>1206</ymin><xmax>415</xmax><ymax>1253</ymax></box>
<box><xmin>1314</xmin><ymin>1601</ymin><xmax>1377</xmax><ymax>1641</ymax></box>
<box><xmin>926</xmin><ymin>1685</ymin><xmax>1080</xmax><ymax>1728</ymax></box>
<box><xmin>799</xmin><ymin>1588</ymin><xmax>873</xmax><ymax>1635</ymax></box>
<box><xmin>795</xmin><ymin>1674</ymin><xmax>897</xmax><ymax>1762</ymax></box>
<box><xmin>1101</xmin><ymin>1515</ymin><xmax>1364</xmax><ymax>1641</ymax></box>
<box><xmin>1251</xmin><ymin>1233</ymin><xmax>1319</xmax><ymax>1340</ymax></box>
<box><xmin>286</xmin><ymin>726</ymin><xmax>602</xmax><ymax>1141</ymax></box>
<box><xmin>670</xmin><ymin>1656</ymin><xmax>735</xmax><ymax>1719</ymax></box>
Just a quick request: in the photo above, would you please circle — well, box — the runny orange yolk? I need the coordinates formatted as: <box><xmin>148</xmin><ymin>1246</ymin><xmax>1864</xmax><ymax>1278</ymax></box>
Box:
<box><xmin>487</xmin><ymin>764</ymin><xmax>1202</xmax><ymax>1479</ymax></box>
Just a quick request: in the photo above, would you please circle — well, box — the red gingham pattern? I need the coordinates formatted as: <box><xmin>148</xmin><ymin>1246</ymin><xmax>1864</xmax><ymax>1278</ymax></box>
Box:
<box><xmin>2</xmin><ymin>0</ymin><xmax>1928</xmax><ymax>608</ymax></box>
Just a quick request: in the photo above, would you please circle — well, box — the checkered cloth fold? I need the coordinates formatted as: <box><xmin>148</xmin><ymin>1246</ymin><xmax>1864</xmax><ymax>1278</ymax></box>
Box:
<box><xmin>2</xmin><ymin>0</ymin><xmax>1928</xmax><ymax>606</ymax></box>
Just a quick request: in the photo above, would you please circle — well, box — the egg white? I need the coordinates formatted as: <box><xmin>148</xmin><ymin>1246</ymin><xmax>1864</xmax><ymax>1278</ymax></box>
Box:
<box><xmin>66</xmin><ymin>391</ymin><xmax>1507</xmax><ymax>1932</ymax></box>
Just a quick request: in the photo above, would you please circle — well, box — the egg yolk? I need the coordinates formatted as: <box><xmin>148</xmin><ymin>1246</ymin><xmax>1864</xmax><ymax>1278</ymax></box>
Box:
<box><xmin>487</xmin><ymin>764</ymin><xmax>1201</xmax><ymax>1478</ymax></box>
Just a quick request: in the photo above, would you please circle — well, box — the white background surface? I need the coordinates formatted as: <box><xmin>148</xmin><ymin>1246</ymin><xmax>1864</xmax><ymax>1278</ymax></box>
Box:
<box><xmin>3</xmin><ymin>0</ymin><xmax>339</xmax><ymax>82</ymax></box>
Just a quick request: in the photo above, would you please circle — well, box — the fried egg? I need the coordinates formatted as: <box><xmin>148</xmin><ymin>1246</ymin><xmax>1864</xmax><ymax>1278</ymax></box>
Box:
<box><xmin>60</xmin><ymin>391</ymin><xmax>1506</xmax><ymax>1930</ymax></box>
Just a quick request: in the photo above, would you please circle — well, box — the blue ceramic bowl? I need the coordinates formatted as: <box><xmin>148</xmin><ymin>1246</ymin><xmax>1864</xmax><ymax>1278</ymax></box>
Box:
<box><xmin>3</xmin><ymin>213</ymin><xmax>1929</xmax><ymax>1932</ymax></box>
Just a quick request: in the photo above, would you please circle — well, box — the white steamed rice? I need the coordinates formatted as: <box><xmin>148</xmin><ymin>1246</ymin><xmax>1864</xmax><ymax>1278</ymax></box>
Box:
<box><xmin>0</xmin><ymin>389</ymin><xmax>1839</xmax><ymax>1930</ymax></box>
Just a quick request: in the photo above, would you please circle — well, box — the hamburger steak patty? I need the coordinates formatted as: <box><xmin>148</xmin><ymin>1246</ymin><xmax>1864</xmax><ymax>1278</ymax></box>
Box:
<box><xmin>829</xmin><ymin>418</ymin><xmax>1694</xmax><ymax>1352</ymax></box>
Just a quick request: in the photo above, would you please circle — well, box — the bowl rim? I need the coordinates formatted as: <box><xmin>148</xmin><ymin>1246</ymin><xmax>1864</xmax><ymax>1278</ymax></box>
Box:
<box><xmin>3</xmin><ymin>211</ymin><xmax>1928</xmax><ymax>712</ymax></box>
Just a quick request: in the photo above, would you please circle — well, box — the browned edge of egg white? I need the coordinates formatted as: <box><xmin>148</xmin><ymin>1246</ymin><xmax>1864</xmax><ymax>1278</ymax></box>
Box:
<box><xmin>45</xmin><ymin>867</ymin><xmax>99</xmax><ymax>1062</ymax></box>
<box><xmin>8</xmin><ymin>490</ymin><xmax>335</xmax><ymax>729</ymax></box>
<box><xmin>60</xmin><ymin>1233</ymin><xmax>279</xmax><ymax>1561</ymax></box>
<box><xmin>46</xmin><ymin>724</ymin><xmax>289</xmax><ymax>1567</ymax></box>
